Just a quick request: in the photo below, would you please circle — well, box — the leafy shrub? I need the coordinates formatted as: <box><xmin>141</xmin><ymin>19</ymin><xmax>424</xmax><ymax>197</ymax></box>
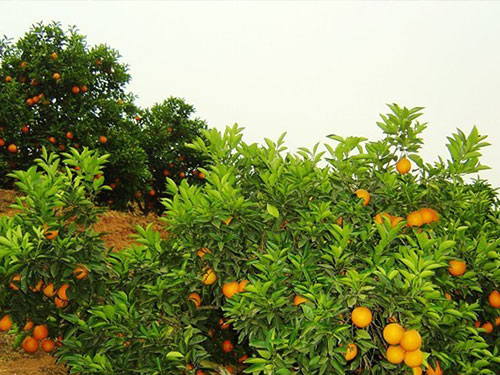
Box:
<box><xmin>59</xmin><ymin>105</ymin><xmax>500</xmax><ymax>374</ymax></box>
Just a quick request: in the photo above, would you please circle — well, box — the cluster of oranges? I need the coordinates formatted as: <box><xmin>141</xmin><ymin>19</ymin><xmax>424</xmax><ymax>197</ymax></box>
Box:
<box><xmin>21</xmin><ymin>323</ymin><xmax>62</xmax><ymax>354</ymax></box>
<box><xmin>382</xmin><ymin>323</ymin><xmax>424</xmax><ymax>374</ymax></box>
<box><xmin>474</xmin><ymin>290</ymin><xmax>500</xmax><ymax>334</ymax></box>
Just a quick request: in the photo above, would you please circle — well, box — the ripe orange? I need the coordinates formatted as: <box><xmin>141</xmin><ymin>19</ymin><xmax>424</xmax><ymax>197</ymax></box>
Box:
<box><xmin>418</xmin><ymin>208</ymin><xmax>435</xmax><ymax>224</ymax></box>
<box><xmin>41</xmin><ymin>339</ymin><xmax>55</xmax><ymax>353</ymax></box>
<box><xmin>21</xmin><ymin>126</ymin><xmax>29</xmax><ymax>134</ymax></box>
<box><xmin>383</xmin><ymin>323</ymin><xmax>404</xmax><ymax>345</ymax></box>
<box><xmin>44</xmin><ymin>229</ymin><xmax>59</xmax><ymax>240</ymax></box>
<box><xmin>0</xmin><ymin>315</ymin><xmax>12</xmax><ymax>331</ymax></box>
<box><xmin>53</xmin><ymin>72</ymin><xmax>61</xmax><ymax>80</ymax></box>
<box><xmin>238</xmin><ymin>279</ymin><xmax>249</xmax><ymax>292</ymax></box>
<box><xmin>149</xmin><ymin>189</ymin><xmax>156</xmax><ymax>196</ymax></box>
<box><xmin>445</xmin><ymin>293</ymin><xmax>452</xmax><ymax>301</ymax></box>
<box><xmin>186</xmin><ymin>364</ymin><xmax>194</xmax><ymax>370</ymax></box>
<box><xmin>201</xmin><ymin>268</ymin><xmax>217</xmax><ymax>285</ymax></box>
<box><xmin>197</xmin><ymin>247</ymin><xmax>211</xmax><ymax>258</ymax></box>
<box><xmin>188</xmin><ymin>292</ymin><xmax>201</xmax><ymax>308</ymax></box>
<box><xmin>20</xmin><ymin>61</ymin><xmax>27</xmax><ymax>68</ymax></box>
<box><xmin>400</xmin><ymin>330</ymin><xmax>421</xmax><ymax>351</ymax></box>
<box><xmin>448</xmin><ymin>260</ymin><xmax>466</xmax><ymax>277</ymax></box>
<box><xmin>293</xmin><ymin>295</ymin><xmax>308</xmax><ymax>306</ymax></box>
<box><xmin>30</xmin><ymin>280</ymin><xmax>43</xmax><ymax>292</ymax></box>
<box><xmin>474</xmin><ymin>320</ymin><xmax>481</xmax><ymax>328</ymax></box>
<box><xmin>488</xmin><ymin>290</ymin><xmax>500</xmax><ymax>308</ymax></box>
<box><xmin>8</xmin><ymin>144</ymin><xmax>17</xmax><ymax>153</ymax></box>
<box><xmin>396</xmin><ymin>157</ymin><xmax>411</xmax><ymax>174</ymax></box>
<box><xmin>495</xmin><ymin>317</ymin><xmax>500</xmax><ymax>327</ymax></box>
<box><xmin>135</xmin><ymin>116</ymin><xmax>141</xmax><ymax>121</ymax></box>
<box><xmin>386</xmin><ymin>345</ymin><xmax>405</xmax><ymax>364</ymax></box>
<box><xmin>163</xmin><ymin>169</ymin><xmax>170</xmax><ymax>176</ymax></box>
<box><xmin>481</xmin><ymin>322</ymin><xmax>493</xmax><ymax>334</ymax></box>
<box><xmin>219</xmin><ymin>318</ymin><xmax>230</xmax><ymax>330</ymax></box>
<box><xmin>222</xmin><ymin>282</ymin><xmax>240</xmax><ymax>298</ymax></box>
<box><xmin>43</xmin><ymin>282</ymin><xmax>57</xmax><ymax>297</ymax></box>
<box><xmin>73</xmin><ymin>266</ymin><xmax>88</xmax><ymax>280</ymax></box>
<box><xmin>5</xmin><ymin>76</ymin><xmax>12</xmax><ymax>82</ymax></box>
<box><xmin>57</xmin><ymin>284</ymin><xmax>70</xmax><ymax>300</ymax></box>
<box><xmin>22</xmin><ymin>337</ymin><xmax>39</xmax><ymax>353</ymax></box>
<box><xmin>222</xmin><ymin>340</ymin><xmax>234</xmax><ymax>353</ymax></box>
<box><xmin>48</xmin><ymin>136</ymin><xmax>57</xmax><ymax>144</ymax></box>
<box><xmin>9</xmin><ymin>274</ymin><xmax>21</xmax><ymax>290</ymax></box>
<box><xmin>351</xmin><ymin>306</ymin><xmax>372</xmax><ymax>328</ymax></box>
<box><xmin>404</xmin><ymin>349</ymin><xmax>423</xmax><ymax>367</ymax></box>
<box><xmin>226</xmin><ymin>366</ymin><xmax>234</xmax><ymax>374</ymax></box>
<box><xmin>412</xmin><ymin>367</ymin><xmax>423</xmax><ymax>375</ymax></box>
<box><xmin>24</xmin><ymin>320</ymin><xmax>34</xmax><ymax>332</ymax></box>
<box><xmin>196</xmin><ymin>370</ymin><xmax>206</xmax><ymax>375</ymax></box>
<box><xmin>407</xmin><ymin>211</ymin><xmax>423</xmax><ymax>227</ymax></box>
<box><xmin>239</xmin><ymin>354</ymin><xmax>249</xmax><ymax>363</ymax></box>
<box><xmin>336</xmin><ymin>217</ymin><xmax>343</xmax><ymax>226</ymax></box>
<box><xmin>179</xmin><ymin>171</ymin><xmax>186</xmax><ymax>178</ymax></box>
<box><xmin>51</xmin><ymin>52</ymin><xmax>58</xmax><ymax>60</ymax></box>
<box><xmin>0</xmin><ymin>139</ymin><xmax>5</xmax><ymax>147</ymax></box>
<box><xmin>55</xmin><ymin>297</ymin><xmax>68</xmax><ymax>309</ymax></box>
<box><xmin>99</xmin><ymin>135</ymin><xmax>107</xmax><ymax>144</ymax></box>
<box><xmin>345</xmin><ymin>343</ymin><xmax>358</xmax><ymax>361</ymax></box>
<box><xmin>81</xmin><ymin>85</ymin><xmax>88</xmax><ymax>93</ymax></box>
<box><xmin>33</xmin><ymin>325</ymin><xmax>49</xmax><ymax>341</ymax></box>
<box><xmin>199</xmin><ymin>172</ymin><xmax>205</xmax><ymax>179</ymax></box>
<box><xmin>66</xmin><ymin>131</ymin><xmax>74</xmax><ymax>140</ymax></box>
<box><xmin>354</xmin><ymin>189</ymin><xmax>370</xmax><ymax>206</ymax></box>
<box><xmin>72</xmin><ymin>86</ymin><xmax>80</xmax><ymax>94</ymax></box>
<box><xmin>168</xmin><ymin>126</ymin><xmax>173</xmax><ymax>133</ymax></box>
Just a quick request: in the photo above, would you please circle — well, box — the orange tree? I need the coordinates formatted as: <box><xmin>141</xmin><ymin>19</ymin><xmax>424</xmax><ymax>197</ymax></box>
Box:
<box><xmin>0</xmin><ymin>147</ymin><xmax>110</xmax><ymax>352</ymax></box>
<box><xmin>58</xmin><ymin>105</ymin><xmax>499</xmax><ymax>374</ymax></box>
<box><xmin>0</xmin><ymin>22</ymin><xmax>207</xmax><ymax>211</ymax></box>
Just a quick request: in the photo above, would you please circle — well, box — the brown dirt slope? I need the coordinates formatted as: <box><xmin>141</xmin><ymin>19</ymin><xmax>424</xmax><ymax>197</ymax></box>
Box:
<box><xmin>0</xmin><ymin>190</ymin><xmax>166</xmax><ymax>374</ymax></box>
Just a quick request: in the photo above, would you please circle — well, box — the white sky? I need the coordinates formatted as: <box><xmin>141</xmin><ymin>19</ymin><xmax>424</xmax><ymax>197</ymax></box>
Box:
<box><xmin>2</xmin><ymin>1</ymin><xmax>500</xmax><ymax>185</ymax></box>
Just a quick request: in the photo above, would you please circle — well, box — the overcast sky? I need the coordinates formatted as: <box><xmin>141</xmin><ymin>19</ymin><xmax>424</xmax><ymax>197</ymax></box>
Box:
<box><xmin>2</xmin><ymin>1</ymin><xmax>500</xmax><ymax>185</ymax></box>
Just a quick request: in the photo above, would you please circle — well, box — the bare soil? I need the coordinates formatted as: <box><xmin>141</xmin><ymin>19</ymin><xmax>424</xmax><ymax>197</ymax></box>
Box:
<box><xmin>0</xmin><ymin>189</ymin><xmax>166</xmax><ymax>374</ymax></box>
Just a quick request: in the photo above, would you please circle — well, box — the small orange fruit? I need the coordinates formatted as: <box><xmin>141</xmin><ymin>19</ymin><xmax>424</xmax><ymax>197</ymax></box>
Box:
<box><xmin>33</xmin><ymin>325</ymin><xmax>49</xmax><ymax>341</ymax></box>
<box><xmin>22</xmin><ymin>337</ymin><xmax>39</xmax><ymax>353</ymax></box>
<box><xmin>73</xmin><ymin>266</ymin><xmax>88</xmax><ymax>280</ymax></box>
<box><xmin>8</xmin><ymin>144</ymin><xmax>17</xmax><ymax>153</ymax></box>
<box><xmin>445</xmin><ymin>293</ymin><xmax>452</xmax><ymax>301</ymax></box>
<box><xmin>222</xmin><ymin>340</ymin><xmax>234</xmax><ymax>353</ymax></box>
<box><xmin>386</xmin><ymin>345</ymin><xmax>405</xmax><ymax>364</ymax></box>
<box><xmin>135</xmin><ymin>116</ymin><xmax>141</xmax><ymax>121</ymax></box>
<box><xmin>51</xmin><ymin>52</ymin><xmax>58</xmax><ymax>60</ymax></box>
<box><xmin>448</xmin><ymin>260</ymin><xmax>466</xmax><ymax>277</ymax></box>
<box><xmin>488</xmin><ymin>290</ymin><xmax>500</xmax><ymax>308</ymax></box>
<box><xmin>383</xmin><ymin>323</ymin><xmax>404</xmax><ymax>345</ymax></box>
<box><xmin>0</xmin><ymin>139</ymin><xmax>5</xmax><ymax>147</ymax></box>
<box><xmin>179</xmin><ymin>171</ymin><xmax>185</xmax><ymax>178</ymax></box>
<box><xmin>163</xmin><ymin>169</ymin><xmax>170</xmax><ymax>176</ymax></box>
<box><xmin>238</xmin><ymin>279</ymin><xmax>249</xmax><ymax>292</ymax></box>
<box><xmin>81</xmin><ymin>85</ymin><xmax>88</xmax><ymax>92</ymax></box>
<box><xmin>374</xmin><ymin>212</ymin><xmax>391</xmax><ymax>225</ymax></box>
<box><xmin>354</xmin><ymin>189</ymin><xmax>370</xmax><ymax>206</ymax></box>
<box><xmin>188</xmin><ymin>292</ymin><xmax>201</xmax><ymax>308</ymax></box>
<box><xmin>219</xmin><ymin>318</ymin><xmax>230</xmax><ymax>330</ymax></box>
<box><xmin>0</xmin><ymin>315</ymin><xmax>13</xmax><ymax>331</ymax></box>
<box><xmin>400</xmin><ymin>330</ymin><xmax>421</xmax><ymax>351</ymax></box>
<box><xmin>293</xmin><ymin>295</ymin><xmax>308</xmax><ymax>306</ymax></box>
<box><xmin>396</xmin><ymin>157</ymin><xmax>411</xmax><ymax>174</ymax></box>
<box><xmin>43</xmin><ymin>282</ymin><xmax>57</xmax><ymax>297</ymax></box>
<box><xmin>48</xmin><ymin>136</ymin><xmax>57</xmax><ymax>144</ymax></box>
<box><xmin>201</xmin><ymin>268</ymin><xmax>217</xmax><ymax>285</ymax></box>
<box><xmin>351</xmin><ymin>306</ymin><xmax>372</xmax><ymax>328</ymax></box>
<box><xmin>407</xmin><ymin>211</ymin><xmax>424</xmax><ymax>227</ymax></box>
<box><xmin>27</xmin><ymin>98</ymin><xmax>34</xmax><ymax>106</ymax></box>
<box><xmin>481</xmin><ymin>322</ymin><xmax>493</xmax><ymax>334</ymax></box>
<box><xmin>412</xmin><ymin>367</ymin><xmax>423</xmax><ymax>375</ymax></box>
<box><xmin>24</xmin><ymin>320</ymin><xmax>34</xmax><ymax>332</ymax></box>
<box><xmin>57</xmin><ymin>284</ymin><xmax>70</xmax><ymax>300</ymax></box>
<box><xmin>9</xmin><ymin>274</ymin><xmax>21</xmax><ymax>290</ymax></box>
<box><xmin>53</xmin><ymin>72</ymin><xmax>61</xmax><ymax>80</ymax></box>
<box><xmin>55</xmin><ymin>297</ymin><xmax>68</xmax><ymax>309</ymax></box>
<box><xmin>44</xmin><ymin>229</ymin><xmax>59</xmax><ymax>239</ymax></box>
<box><xmin>149</xmin><ymin>189</ymin><xmax>156</xmax><ymax>196</ymax></box>
<box><xmin>66</xmin><ymin>131</ymin><xmax>74</xmax><ymax>140</ymax></box>
<box><xmin>30</xmin><ymin>279</ymin><xmax>43</xmax><ymax>292</ymax></box>
<box><xmin>5</xmin><ymin>76</ymin><xmax>12</xmax><ymax>82</ymax></box>
<box><xmin>345</xmin><ymin>343</ymin><xmax>358</xmax><ymax>361</ymax></box>
<box><xmin>404</xmin><ymin>349</ymin><xmax>423</xmax><ymax>367</ymax></box>
<box><xmin>418</xmin><ymin>208</ymin><xmax>435</xmax><ymax>224</ymax></box>
<box><xmin>72</xmin><ymin>86</ymin><xmax>80</xmax><ymax>94</ymax></box>
<box><xmin>239</xmin><ymin>354</ymin><xmax>249</xmax><ymax>363</ymax></box>
<box><xmin>99</xmin><ymin>135</ymin><xmax>107</xmax><ymax>144</ymax></box>
<box><xmin>198</xmin><ymin>172</ymin><xmax>205</xmax><ymax>179</ymax></box>
<box><xmin>21</xmin><ymin>126</ymin><xmax>29</xmax><ymax>134</ymax></box>
<box><xmin>494</xmin><ymin>317</ymin><xmax>500</xmax><ymax>327</ymax></box>
<box><xmin>222</xmin><ymin>282</ymin><xmax>240</xmax><ymax>298</ymax></box>
<box><xmin>41</xmin><ymin>339</ymin><xmax>55</xmax><ymax>353</ymax></box>
<box><xmin>474</xmin><ymin>320</ymin><xmax>481</xmax><ymax>328</ymax></box>
<box><xmin>20</xmin><ymin>61</ymin><xmax>27</xmax><ymax>68</ymax></box>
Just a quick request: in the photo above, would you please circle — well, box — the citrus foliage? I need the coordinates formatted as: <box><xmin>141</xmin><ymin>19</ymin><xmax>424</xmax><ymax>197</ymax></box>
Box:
<box><xmin>56</xmin><ymin>105</ymin><xmax>500</xmax><ymax>374</ymax></box>
<box><xmin>0</xmin><ymin>22</ymin><xmax>207</xmax><ymax>211</ymax></box>
<box><xmin>0</xmin><ymin>147</ymin><xmax>110</xmax><ymax>349</ymax></box>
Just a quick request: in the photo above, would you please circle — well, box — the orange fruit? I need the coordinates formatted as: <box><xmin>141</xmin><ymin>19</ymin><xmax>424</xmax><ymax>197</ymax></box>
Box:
<box><xmin>9</xmin><ymin>274</ymin><xmax>21</xmax><ymax>290</ymax></box>
<box><xmin>400</xmin><ymin>330</ymin><xmax>421</xmax><ymax>351</ymax></box>
<box><xmin>201</xmin><ymin>268</ymin><xmax>217</xmax><ymax>285</ymax></box>
<box><xmin>198</xmin><ymin>172</ymin><xmax>205</xmax><ymax>179</ymax></box>
<box><xmin>222</xmin><ymin>282</ymin><xmax>240</xmax><ymax>298</ymax></box>
<box><xmin>383</xmin><ymin>323</ymin><xmax>404</xmax><ymax>345</ymax></box>
<box><xmin>386</xmin><ymin>345</ymin><xmax>405</xmax><ymax>364</ymax></box>
<box><xmin>30</xmin><ymin>279</ymin><xmax>43</xmax><ymax>292</ymax></box>
<box><xmin>53</xmin><ymin>72</ymin><xmax>61</xmax><ymax>80</ymax></box>
<box><xmin>41</xmin><ymin>339</ymin><xmax>55</xmax><ymax>353</ymax></box>
<box><xmin>445</xmin><ymin>293</ymin><xmax>452</xmax><ymax>301</ymax></box>
<box><xmin>448</xmin><ymin>260</ymin><xmax>466</xmax><ymax>277</ymax></box>
<box><xmin>72</xmin><ymin>86</ymin><xmax>80</xmax><ymax>94</ymax></box>
<box><xmin>56</xmin><ymin>336</ymin><xmax>64</xmax><ymax>347</ymax></box>
<box><xmin>188</xmin><ymin>292</ymin><xmax>201</xmax><ymax>308</ymax></box>
<box><xmin>412</xmin><ymin>367</ymin><xmax>423</xmax><ymax>375</ymax></box>
<box><xmin>219</xmin><ymin>318</ymin><xmax>230</xmax><ymax>330</ymax></box>
<box><xmin>418</xmin><ymin>208</ymin><xmax>435</xmax><ymax>224</ymax></box>
<box><xmin>226</xmin><ymin>366</ymin><xmax>234</xmax><ymax>373</ymax></box>
<box><xmin>494</xmin><ymin>317</ymin><xmax>500</xmax><ymax>327</ymax></box>
<box><xmin>135</xmin><ymin>116</ymin><xmax>141</xmax><ymax>121</ymax></box>
<box><xmin>22</xmin><ymin>337</ymin><xmax>39</xmax><ymax>353</ymax></box>
<box><xmin>73</xmin><ymin>266</ymin><xmax>88</xmax><ymax>280</ymax></box>
<box><xmin>196</xmin><ymin>371</ymin><xmax>206</xmax><ymax>375</ymax></box>
<box><xmin>8</xmin><ymin>144</ymin><xmax>17</xmax><ymax>153</ymax></box>
<box><xmin>43</xmin><ymin>282</ymin><xmax>57</xmax><ymax>297</ymax></box>
<box><xmin>488</xmin><ymin>290</ymin><xmax>500</xmax><ymax>308</ymax></box>
<box><xmin>5</xmin><ymin>76</ymin><xmax>12</xmax><ymax>82</ymax></box>
<box><xmin>238</xmin><ymin>280</ymin><xmax>249</xmax><ymax>292</ymax></box>
<box><xmin>20</xmin><ymin>61</ymin><xmax>27</xmax><ymax>68</ymax></box>
<box><xmin>179</xmin><ymin>171</ymin><xmax>185</xmax><ymax>178</ymax></box>
<box><xmin>239</xmin><ymin>354</ymin><xmax>249</xmax><ymax>363</ymax></box>
<box><xmin>59</xmin><ymin>145</ymin><xmax>66</xmax><ymax>151</ymax></box>
<box><xmin>186</xmin><ymin>364</ymin><xmax>194</xmax><ymax>370</ymax></box>
<box><xmin>33</xmin><ymin>325</ymin><xmax>49</xmax><ymax>341</ymax></box>
<box><xmin>474</xmin><ymin>320</ymin><xmax>481</xmax><ymax>328</ymax></box>
<box><xmin>222</xmin><ymin>340</ymin><xmax>234</xmax><ymax>353</ymax></box>
<box><xmin>396</xmin><ymin>157</ymin><xmax>411</xmax><ymax>174</ymax></box>
<box><xmin>55</xmin><ymin>297</ymin><xmax>68</xmax><ymax>309</ymax></box>
<box><xmin>44</xmin><ymin>229</ymin><xmax>59</xmax><ymax>239</ymax></box>
<box><xmin>293</xmin><ymin>295</ymin><xmax>308</xmax><ymax>306</ymax></box>
<box><xmin>208</xmin><ymin>328</ymin><xmax>215</xmax><ymax>338</ymax></box>
<box><xmin>57</xmin><ymin>284</ymin><xmax>70</xmax><ymax>300</ymax></box>
<box><xmin>481</xmin><ymin>322</ymin><xmax>493</xmax><ymax>334</ymax></box>
<box><xmin>345</xmin><ymin>343</ymin><xmax>358</xmax><ymax>361</ymax></box>
<box><xmin>407</xmin><ymin>211</ymin><xmax>423</xmax><ymax>227</ymax></box>
<box><xmin>0</xmin><ymin>139</ymin><xmax>5</xmax><ymax>147</ymax></box>
<box><xmin>163</xmin><ymin>169</ymin><xmax>170</xmax><ymax>176</ymax></box>
<box><xmin>66</xmin><ymin>131</ymin><xmax>74</xmax><ymax>140</ymax></box>
<box><xmin>21</xmin><ymin>126</ymin><xmax>29</xmax><ymax>134</ymax></box>
<box><xmin>197</xmin><ymin>247</ymin><xmax>211</xmax><ymax>257</ymax></box>
<box><xmin>110</xmin><ymin>183</ymin><xmax>117</xmax><ymax>190</ymax></box>
<box><xmin>134</xmin><ymin>191</ymin><xmax>142</xmax><ymax>199</ymax></box>
<box><xmin>404</xmin><ymin>349</ymin><xmax>423</xmax><ymax>367</ymax></box>
<box><xmin>149</xmin><ymin>189</ymin><xmax>156</xmax><ymax>196</ymax></box>
<box><xmin>351</xmin><ymin>306</ymin><xmax>372</xmax><ymax>328</ymax></box>
<box><xmin>168</xmin><ymin>126</ymin><xmax>173</xmax><ymax>133</ymax></box>
<box><xmin>81</xmin><ymin>85</ymin><xmax>88</xmax><ymax>93</ymax></box>
<box><xmin>99</xmin><ymin>135</ymin><xmax>107</xmax><ymax>144</ymax></box>
<box><xmin>0</xmin><ymin>315</ymin><xmax>12</xmax><ymax>331</ymax></box>
<box><xmin>51</xmin><ymin>52</ymin><xmax>58</xmax><ymax>60</ymax></box>
<box><xmin>354</xmin><ymin>189</ymin><xmax>370</xmax><ymax>206</ymax></box>
<box><xmin>24</xmin><ymin>320</ymin><xmax>34</xmax><ymax>332</ymax></box>
<box><xmin>48</xmin><ymin>136</ymin><xmax>57</xmax><ymax>144</ymax></box>
<box><xmin>337</xmin><ymin>217</ymin><xmax>343</xmax><ymax>226</ymax></box>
